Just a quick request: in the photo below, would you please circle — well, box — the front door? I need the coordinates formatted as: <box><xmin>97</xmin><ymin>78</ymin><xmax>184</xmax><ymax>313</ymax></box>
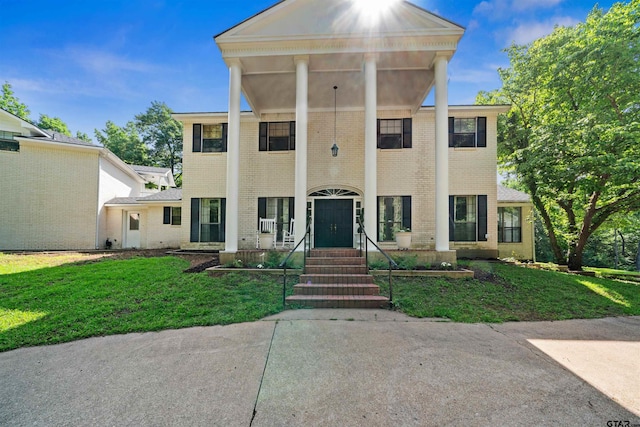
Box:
<box><xmin>314</xmin><ymin>199</ymin><xmax>353</xmax><ymax>248</ymax></box>
<box><xmin>125</xmin><ymin>212</ymin><xmax>141</xmax><ymax>248</ymax></box>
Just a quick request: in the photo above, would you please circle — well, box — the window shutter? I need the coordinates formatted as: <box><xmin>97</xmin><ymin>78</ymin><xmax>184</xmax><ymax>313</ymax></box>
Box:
<box><xmin>478</xmin><ymin>195</ymin><xmax>488</xmax><ymax>241</ymax></box>
<box><xmin>193</xmin><ymin>124</ymin><xmax>202</xmax><ymax>153</ymax></box>
<box><xmin>448</xmin><ymin>117</ymin><xmax>454</xmax><ymax>147</ymax></box>
<box><xmin>190</xmin><ymin>198</ymin><xmax>200</xmax><ymax>242</ymax></box>
<box><xmin>476</xmin><ymin>117</ymin><xmax>487</xmax><ymax>148</ymax></box>
<box><xmin>259</xmin><ymin>122</ymin><xmax>268</xmax><ymax>151</ymax></box>
<box><xmin>258</xmin><ymin>197</ymin><xmax>267</xmax><ymax>226</ymax></box>
<box><xmin>222</xmin><ymin>123</ymin><xmax>228</xmax><ymax>152</ymax></box>
<box><xmin>402</xmin><ymin>118</ymin><xmax>412</xmax><ymax>148</ymax></box>
<box><xmin>376</xmin><ymin>196</ymin><xmax>381</xmax><ymax>241</ymax></box>
<box><xmin>289</xmin><ymin>121</ymin><xmax>296</xmax><ymax>150</ymax></box>
<box><xmin>449</xmin><ymin>196</ymin><xmax>455</xmax><ymax>241</ymax></box>
<box><xmin>402</xmin><ymin>196</ymin><xmax>411</xmax><ymax>230</ymax></box>
<box><xmin>220</xmin><ymin>198</ymin><xmax>226</xmax><ymax>242</ymax></box>
<box><xmin>376</xmin><ymin>119</ymin><xmax>381</xmax><ymax>148</ymax></box>
<box><xmin>163</xmin><ymin>207</ymin><xmax>171</xmax><ymax>224</ymax></box>
<box><xmin>288</xmin><ymin>197</ymin><xmax>295</xmax><ymax>220</ymax></box>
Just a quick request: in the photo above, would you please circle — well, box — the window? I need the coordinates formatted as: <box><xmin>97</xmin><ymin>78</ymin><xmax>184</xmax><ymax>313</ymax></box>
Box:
<box><xmin>163</xmin><ymin>207</ymin><xmax>182</xmax><ymax>226</ymax></box>
<box><xmin>192</xmin><ymin>123</ymin><xmax>227</xmax><ymax>153</ymax></box>
<box><xmin>498</xmin><ymin>207</ymin><xmax>522</xmax><ymax>243</ymax></box>
<box><xmin>190</xmin><ymin>198</ymin><xmax>226</xmax><ymax>242</ymax></box>
<box><xmin>0</xmin><ymin>131</ymin><xmax>19</xmax><ymax>152</ymax></box>
<box><xmin>258</xmin><ymin>197</ymin><xmax>294</xmax><ymax>241</ymax></box>
<box><xmin>377</xmin><ymin>118</ymin><xmax>412</xmax><ymax>149</ymax></box>
<box><xmin>449</xmin><ymin>195</ymin><xmax>488</xmax><ymax>242</ymax></box>
<box><xmin>259</xmin><ymin>121</ymin><xmax>295</xmax><ymax>151</ymax></box>
<box><xmin>377</xmin><ymin>196</ymin><xmax>411</xmax><ymax>241</ymax></box>
<box><xmin>448</xmin><ymin>117</ymin><xmax>486</xmax><ymax>148</ymax></box>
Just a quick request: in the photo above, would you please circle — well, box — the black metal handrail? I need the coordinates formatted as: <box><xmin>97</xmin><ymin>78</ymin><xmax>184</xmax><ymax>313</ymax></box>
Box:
<box><xmin>357</xmin><ymin>217</ymin><xmax>398</xmax><ymax>306</ymax></box>
<box><xmin>279</xmin><ymin>220</ymin><xmax>312</xmax><ymax>308</ymax></box>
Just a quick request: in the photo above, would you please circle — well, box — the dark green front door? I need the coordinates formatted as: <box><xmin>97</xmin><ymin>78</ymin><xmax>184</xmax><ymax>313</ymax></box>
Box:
<box><xmin>314</xmin><ymin>199</ymin><xmax>353</xmax><ymax>248</ymax></box>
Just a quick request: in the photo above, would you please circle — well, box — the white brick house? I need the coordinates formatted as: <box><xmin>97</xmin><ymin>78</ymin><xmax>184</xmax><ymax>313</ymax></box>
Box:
<box><xmin>173</xmin><ymin>0</ymin><xmax>510</xmax><ymax>263</ymax></box>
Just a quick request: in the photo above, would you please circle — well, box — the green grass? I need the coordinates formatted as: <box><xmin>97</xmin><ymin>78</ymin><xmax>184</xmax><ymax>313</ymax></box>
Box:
<box><xmin>378</xmin><ymin>261</ymin><xmax>640</xmax><ymax>323</ymax></box>
<box><xmin>0</xmin><ymin>256</ymin><xmax>289</xmax><ymax>352</ymax></box>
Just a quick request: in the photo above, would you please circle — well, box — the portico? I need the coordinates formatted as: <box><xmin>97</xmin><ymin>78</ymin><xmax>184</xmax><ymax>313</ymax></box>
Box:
<box><xmin>214</xmin><ymin>0</ymin><xmax>464</xmax><ymax>255</ymax></box>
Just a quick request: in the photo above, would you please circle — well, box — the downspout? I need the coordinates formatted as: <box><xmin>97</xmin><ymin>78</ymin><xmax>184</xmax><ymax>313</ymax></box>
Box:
<box><xmin>532</xmin><ymin>206</ymin><xmax>536</xmax><ymax>262</ymax></box>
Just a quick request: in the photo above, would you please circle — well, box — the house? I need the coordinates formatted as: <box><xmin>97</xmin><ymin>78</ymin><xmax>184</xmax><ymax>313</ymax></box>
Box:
<box><xmin>497</xmin><ymin>185</ymin><xmax>535</xmax><ymax>261</ymax></box>
<box><xmin>0</xmin><ymin>107</ymin><xmax>178</xmax><ymax>250</ymax></box>
<box><xmin>173</xmin><ymin>0</ymin><xmax>511</xmax><ymax>264</ymax></box>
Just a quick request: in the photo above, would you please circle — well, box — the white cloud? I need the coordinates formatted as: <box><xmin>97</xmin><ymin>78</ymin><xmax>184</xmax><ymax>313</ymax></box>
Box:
<box><xmin>512</xmin><ymin>0</ymin><xmax>563</xmax><ymax>12</ymax></box>
<box><xmin>473</xmin><ymin>0</ymin><xmax>564</xmax><ymax>18</ymax></box>
<box><xmin>61</xmin><ymin>47</ymin><xmax>158</xmax><ymax>75</ymax></box>
<box><xmin>504</xmin><ymin>16</ymin><xmax>579</xmax><ymax>45</ymax></box>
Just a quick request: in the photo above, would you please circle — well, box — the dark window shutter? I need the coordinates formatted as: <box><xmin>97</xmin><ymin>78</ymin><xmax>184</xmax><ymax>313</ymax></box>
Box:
<box><xmin>376</xmin><ymin>196</ymin><xmax>381</xmax><ymax>241</ymax></box>
<box><xmin>402</xmin><ymin>196</ymin><xmax>411</xmax><ymax>230</ymax></box>
<box><xmin>448</xmin><ymin>117</ymin><xmax>454</xmax><ymax>147</ymax></box>
<box><xmin>376</xmin><ymin>119</ymin><xmax>381</xmax><ymax>148</ymax></box>
<box><xmin>289</xmin><ymin>197</ymin><xmax>295</xmax><ymax>220</ymax></box>
<box><xmin>258</xmin><ymin>197</ymin><xmax>267</xmax><ymax>225</ymax></box>
<box><xmin>193</xmin><ymin>124</ymin><xmax>202</xmax><ymax>152</ymax></box>
<box><xmin>163</xmin><ymin>207</ymin><xmax>171</xmax><ymax>224</ymax></box>
<box><xmin>190</xmin><ymin>198</ymin><xmax>200</xmax><ymax>242</ymax></box>
<box><xmin>477</xmin><ymin>117</ymin><xmax>487</xmax><ymax>147</ymax></box>
<box><xmin>222</xmin><ymin>123</ymin><xmax>228</xmax><ymax>152</ymax></box>
<box><xmin>220</xmin><ymin>198</ymin><xmax>226</xmax><ymax>242</ymax></box>
<box><xmin>478</xmin><ymin>195</ymin><xmax>488</xmax><ymax>241</ymax></box>
<box><xmin>289</xmin><ymin>121</ymin><xmax>296</xmax><ymax>150</ymax></box>
<box><xmin>402</xmin><ymin>118</ymin><xmax>412</xmax><ymax>148</ymax></box>
<box><xmin>259</xmin><ymin>122</ymin><xmax>268</xmax><ymax>151</ymax></box>
<box><xmin>449</xmin><ymin>196</ymin><xmax>455</xmax><ymax>241</ymax></box>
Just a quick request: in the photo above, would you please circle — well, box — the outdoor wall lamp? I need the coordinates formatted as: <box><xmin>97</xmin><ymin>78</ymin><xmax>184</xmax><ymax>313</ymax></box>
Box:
<box><xmin>331</xmin><ymin>85</ymin><xmax>339</xmax><ymax>157</ymax></box>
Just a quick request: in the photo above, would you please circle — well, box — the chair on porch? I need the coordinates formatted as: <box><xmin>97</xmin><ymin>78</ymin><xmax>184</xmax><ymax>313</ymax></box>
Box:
<box><xmin>281</xmin><ymin>218</ymin><xmax>295</xmax><ymax>248</ymax></box>
<box><xmin>256</xmin><ymin>217</ymin><xmax>277</xmax><ymax>249</ymax></box>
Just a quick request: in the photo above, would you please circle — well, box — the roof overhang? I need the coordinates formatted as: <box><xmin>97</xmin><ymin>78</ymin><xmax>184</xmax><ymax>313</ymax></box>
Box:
<box><xmin>215</xmin><ymin>0</ymin><xmax>465</xmax><ymax>116</ymax></box>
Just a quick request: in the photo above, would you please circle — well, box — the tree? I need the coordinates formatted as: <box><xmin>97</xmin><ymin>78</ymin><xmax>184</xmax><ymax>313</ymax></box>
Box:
<box><xmin>0</xmin><ymin>82</ymin><xmax>30</xmax><ymax>120</ymax></box>
<box><xmin>95</xmin><ymin>120</ymin><xmax>149</xmax><ymax>166</ymax></box>
<box><xmin>75</xmin><ymin>131</ymin><xmax>91</xmax><ymax>143</ymax></box>
<box><xmin>134</xmin><ymin>101</ymin><xmax>183</xmax><ymax>174</ymax></box>
<box><xmin>485</xmin><ymin>0</ymin><xmax>640</xmax><ymax>270</ymax></box>
<box><xmin>37</xmin><ymin>114</ymin><xmax>72</xmax><ymax>136</ymax></box>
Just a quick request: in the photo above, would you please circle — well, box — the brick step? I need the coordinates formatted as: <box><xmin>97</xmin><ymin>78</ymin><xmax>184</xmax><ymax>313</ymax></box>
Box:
<box><xmin>292</xmin><ymin>283</ymin><xmax>381</xmax><ymax>296</ymax></box>
<box><xmin>300</xmin><ymin>274</ymin><xmax>374</xmax><ymax>284</ymax></box>
<box><xmin>306</xmin><ymin>257</ymin><xmax>365</xmax><ymax>266</ymax></box>
<box><xmin>309</xmin><ymin>249</ymin><xmax>360</xmax><ymax>258</ymax></box>
<box><xmin>285</xmin><ymin>295</ymin><xmax>389</xmax><ymax>309</ymax></box>
<box><xmin>304</xmin><ymin>265</ymin><xmax>368</xmax><ymax>275</ymax></box>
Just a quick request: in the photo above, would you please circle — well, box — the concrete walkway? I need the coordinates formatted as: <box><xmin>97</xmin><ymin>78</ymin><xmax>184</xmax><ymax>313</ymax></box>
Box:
<box><xmin>1</xmin><ymin>311</ymin><xmax>639</xmax><ymax>426</ymax></box>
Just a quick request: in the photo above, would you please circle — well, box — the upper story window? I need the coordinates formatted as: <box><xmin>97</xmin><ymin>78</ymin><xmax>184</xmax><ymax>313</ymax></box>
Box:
<box><xmin>448</xmin><ymin>117</ymin><xmax>486</xmax><ymax>148</ymax></box>
<box><xmin>377</xmin><ymin>118</ymin><xmax>412</xmax><ymax>149</ymax></box>
<box><xmin>192</xmin><ymin>123</ymin><xmax>227</xmax><ymax>153</ymax></box>
<box><xmin>259</xmin><ymin>121</ymin><xmax>296</xmax><ymax>151</ymax></box>
<box><xmin>0</xmin><ymin>130</ymin><xmax>20</xmax><ymax>152</ymax></box>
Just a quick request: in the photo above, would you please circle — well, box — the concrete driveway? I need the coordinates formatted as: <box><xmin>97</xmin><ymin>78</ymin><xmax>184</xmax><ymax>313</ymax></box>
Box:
<box><xmin>1</xmin><ymin>311</ymin><xmax>639</xmax><ymax>426</ymax></box>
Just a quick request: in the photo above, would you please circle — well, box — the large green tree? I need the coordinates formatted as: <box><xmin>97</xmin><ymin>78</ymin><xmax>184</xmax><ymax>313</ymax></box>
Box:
<box><xmin>134</xmin><ymin>101</ymin><xmax>183</xmax><ymax>175</ymax></box>
<box><xmin>37</xmin><ymin>114</ymin><xmax>72</xmax><ymax>136</ymax></box>
<box><xmin>0</xmin><ymin>82</ymin><xmax>30</xmax><ymax>120</ymax></box>
<box><xmin>95</xmin><ymin>121</ymin><xmax>149</xmax><ymax>166</ymax></box>
<box><xmin>485</xmin><ymin>0</ymin><xmax>640</xmax><ymax>270</ymax></box>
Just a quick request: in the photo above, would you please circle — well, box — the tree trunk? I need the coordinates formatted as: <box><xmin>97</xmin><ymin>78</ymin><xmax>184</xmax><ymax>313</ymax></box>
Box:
<box><xmin>567</xmin><ymin>231</ymin><xmax>591</xmax><ymax>271</ymax></box>
<box><xmin>532</xmin><ymin>195</ymin><xmax>565</xmax><ymax>264</ymax></box>
<box><xmin>636</xmin><ymin>240</ymin><xmax>640</xmax><ymax>272</ymax></box>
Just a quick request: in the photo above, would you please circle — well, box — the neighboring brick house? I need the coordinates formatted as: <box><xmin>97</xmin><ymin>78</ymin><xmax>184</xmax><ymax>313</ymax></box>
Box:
<box><xmin>173</xmin><ymin>0</ymin><xmax>510</xmax><ymax>263</ymax></box>
<box><xmin>0</xmin><ymin>107</ymin><xmax>178</xmax><ymax>250</ymax></box>
<box><xmin>497</xmin><ymin>185</ymin><xmax>535</xmax><ymax>261</ymax></box>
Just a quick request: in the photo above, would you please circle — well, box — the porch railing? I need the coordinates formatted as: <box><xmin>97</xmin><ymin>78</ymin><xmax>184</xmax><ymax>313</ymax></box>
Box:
<box><xmin>279</xmin><ymin>220</ymin><xmax>311</xmax><ymax>309</ymax></box>
<box><xmin>357</xmin><ymin>217</ymin><xmax>398</xmax><ymax>306</ymax></box>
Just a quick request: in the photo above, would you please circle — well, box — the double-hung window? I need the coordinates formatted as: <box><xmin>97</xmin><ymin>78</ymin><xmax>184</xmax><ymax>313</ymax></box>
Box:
<box><xmin>498</xmin><ymin>207</ymin><xmax>522</xmax><ymax>243</ymax></box>
<box><xmin>0</xmin><ymin>130</ymin><xmax>20</xmax><ymax>152</ymax></box>
<box><xmin>190</xmin><ymin>198</ymin><xmax>226</xmax><ymax>242</ymax></box>
<box><xmin>258</xmin><ymin>197</ymin><xmax>294</xmax><ymax>241</ymax></box>
<box><xmin>163</xmin><ymin>207</ymin><xmax>182</xmax><ymax>226</ymax></box>
<box><xmin>377</xmin><ymin>118</ymin><xmax>412</xmax><ymax>149</ymax></box>
<box><xmin>259</xmin><ymin>121</ymin><xmax>296</xmax><ymax>151</ymax></box>
<box><xmin>448</xmin><ymin>117</ymin><xmax>486</xmax><ymax>148</ymax></box>
<box><xmin>192</xmin><ymin>123</ymin><xmax>228</xmax><ymax>153</ymax></box>
<box><xmin>377</xmin><ymin>196</ymin><xmax>411</xmax><ymax>241</ymax></box>
<box><xmin>449</xmin><ymin>195</ymin><xmax>488</xmax><ymax>242</ymax></box>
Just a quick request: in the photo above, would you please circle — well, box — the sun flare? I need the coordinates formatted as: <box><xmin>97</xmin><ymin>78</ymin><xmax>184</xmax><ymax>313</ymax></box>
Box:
<box><xmin>352</xmin><ymin>0</ymin><xmax>402</xmax><ymax>25</ymax></box>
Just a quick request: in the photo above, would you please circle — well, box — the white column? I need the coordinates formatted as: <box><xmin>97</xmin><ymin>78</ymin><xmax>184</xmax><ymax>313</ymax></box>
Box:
<box><xmin>434</xmin><ymin>55</ymin><xmax>449</xmax><ymax>252</ymax></box>
<box><xmin>225</xmin><ymin>59</ymin><xmax>242</xmax><ymax>253</ymax></box>
<box><xmin>294</xmin><ymin>56</ymin><xmax>309</xmax><ymax>250</ymax></box>
<box><xmin>364</xmin><ymin>55</ymin><xmax>378</xmax><ymax>250</ymax></box>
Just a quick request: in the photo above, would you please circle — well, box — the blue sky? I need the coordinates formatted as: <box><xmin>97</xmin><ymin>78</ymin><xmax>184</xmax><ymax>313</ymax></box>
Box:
<box><xmin>0</xmin><ymin>0</ymin><xmax>616</xmax><ymax>140</ymax></box>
